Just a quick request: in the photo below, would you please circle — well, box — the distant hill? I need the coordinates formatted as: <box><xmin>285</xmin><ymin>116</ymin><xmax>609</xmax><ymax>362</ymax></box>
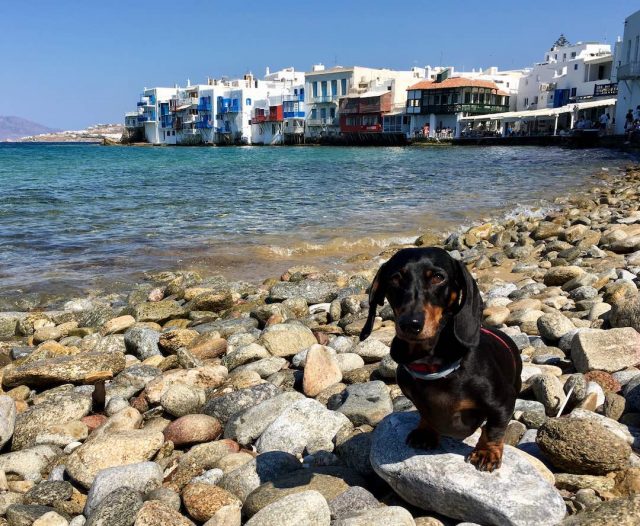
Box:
<box><xmin>0</xmin><ymin>116</ymin><xmax>59</xmax><ymax>141</ymax></box>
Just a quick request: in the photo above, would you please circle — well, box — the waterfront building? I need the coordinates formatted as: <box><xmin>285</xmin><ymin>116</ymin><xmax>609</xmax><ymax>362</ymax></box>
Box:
<box><xmin>304</xmin><ymin>65</ymin><xmax>425</xmax><ymax>140</ymax></box>
<box><xmin>517</xmin><ymin>38</ymin><xmax>615</xmax><ymax>113</ymax></box>
<box><xmin>251</xmin><ymin>68</ymin><xmax>305</xmax><ymax>145</ymax></box>
<box><xmin>459</xmin><ymin>37</ymin><xmax>617</xmax><ymax>137</ymax></box>
<box><xmin>405</xmin><ymin>73</ymin><xmax>510</xmax><ymax>138</ymax></box>
<box><xmin>126</xmin><ymin>68</ymin><xmax>304</xmax><ymax>146</ymax></box>
<box><xmin>614</xmin><ymin>9</ymin><xmax>640</xmax><ymax>134</ymax></box>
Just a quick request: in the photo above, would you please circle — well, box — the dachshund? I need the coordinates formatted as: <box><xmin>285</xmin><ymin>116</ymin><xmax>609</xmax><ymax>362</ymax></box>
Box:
<box><xmin>360</xmin><ymin>247</ymin><xmax>522</xmax><ymax>472</ymax></box>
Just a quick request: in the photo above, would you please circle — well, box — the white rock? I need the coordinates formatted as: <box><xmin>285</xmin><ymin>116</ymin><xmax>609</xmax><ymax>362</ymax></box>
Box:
<box><xmin>370</xmin><ymin>412</ymin><xmax>566</xmax><ymax>526</ymax></box>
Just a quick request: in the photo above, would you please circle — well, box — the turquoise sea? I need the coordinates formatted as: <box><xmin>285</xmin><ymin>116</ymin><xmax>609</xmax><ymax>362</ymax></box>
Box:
<box><xmin>0</xmin><ymin>143</ymin><xmax>636</xmax><ymax>302</ymax></box>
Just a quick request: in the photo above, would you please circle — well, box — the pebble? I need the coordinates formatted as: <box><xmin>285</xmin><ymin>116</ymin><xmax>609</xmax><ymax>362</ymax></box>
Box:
<box><xmin>258</xmin><ymin>322</ymin><xmax>318</xmax><ymax>358</ymax></box>
<box><xmin>256</xmin><ymin>398</ymin><xmax>351</xmax><ymax>455</ymax></box>
<box><xmin>163</xmin><ymin>414</ymin><xmax>222</xmax><ymax>446</ymax></box>
<box><xmin>182</xmin><ymin>483</ymin><xmax>241</xmax><ymax>523</ymax></box>
<box><xmin>302</xmin><ymin>345</ymin><xmax>343</xmax><ymax>397</ymax></box>
<box><xmin>65</xmin><ymin>430</ymin><xmax>164</xmax><ymax>489</ymax></box>
<box><xmin>334</xmin><ymin>381</ymin><xmax>393</xmax><ymax>426</ymax></box>
<box><xmin>84</xmin><ymin>487</ymin><xmax>143</xmax><ymax>526</ymax></box>
<box><xmin>536</xmin><ymin>417</ymin><xmax>631</xmax><ymax>475</ymax></box>
<box><xmin>134</xmin><ymin>500</ymin><xmax>195</xmax><ymax>526</ymax></box>
<box><xmin>223</xmin><ymin>391</ymin><xmax>304</xmax><ymax>446</ymax></box>
<box><xmin>202</xmin><ymin>383</ymin><xmax>279</xmax><ymax>424</ymax></box>
<box><xmin>84</xmin><ymin>462</ymin><xmax>162</xmax><ymax>516</ymax></box>
<box><xmin>333</xmin><ymin>506</ymin><xmax>415</xmax><ymax>526</ymax></box>
<box><xmin>352</xmin><ymin>339</ymin><xmax>390</xmax><ymax>363</ymax></box>
<box><xmin>218</xmin><ymin>451</ymin><xmax>302</xmax><ymax>502</ymax></box>
<box><xmin>244</xmin><ymin>490</ymin><xmax>330</xmax><ymax>526</ymax></box>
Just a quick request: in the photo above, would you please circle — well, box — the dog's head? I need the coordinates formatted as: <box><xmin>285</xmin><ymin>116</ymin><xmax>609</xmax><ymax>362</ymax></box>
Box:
<box><xmin>360</xmin><ymin>247</ymin><xmax>482</xmax><ymax>364</ymax></box>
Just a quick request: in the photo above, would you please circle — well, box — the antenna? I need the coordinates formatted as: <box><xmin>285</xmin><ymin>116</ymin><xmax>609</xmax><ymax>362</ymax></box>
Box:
<box><xmin>334</xmin><ymin>54</ymin><xmax>338</xmax><ymax>66</ymax></box>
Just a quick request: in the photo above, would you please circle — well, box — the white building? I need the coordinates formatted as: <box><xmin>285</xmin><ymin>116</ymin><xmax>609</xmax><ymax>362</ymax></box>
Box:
<box><xmin>614</xmin><ymin>9</ymin><xmax>640</xmax><ymax>134</ymax></box>
<box><xmin>126</xmin><ymin>68</ymin><xmax>305</xmax><ymax>145</ymax></box>
<box><xmin>517</xmin><ymin>37</ymin><xmax>615</xmax><ymax>113</ymax></box>
<box><xmin>304</xmin><ymin>64</ymin><xmax>425</xmax><ymax>139</ymax></box>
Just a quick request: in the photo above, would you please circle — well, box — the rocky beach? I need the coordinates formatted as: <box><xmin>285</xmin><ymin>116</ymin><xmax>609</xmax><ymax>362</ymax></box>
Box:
<box><xmin>1</xmin><ymin>164</ymin><xmax>640</xmax><ymax>526</ymax></box>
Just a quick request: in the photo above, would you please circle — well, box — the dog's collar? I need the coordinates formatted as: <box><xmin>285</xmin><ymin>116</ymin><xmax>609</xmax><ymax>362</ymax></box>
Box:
<box><xmin>402</xmin><ymin>358</ymin><xmax>463</xmax><ymax>381</ymax></box>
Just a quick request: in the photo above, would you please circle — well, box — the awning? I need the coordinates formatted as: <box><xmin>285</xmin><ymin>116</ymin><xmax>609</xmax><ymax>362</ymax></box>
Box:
<box><xmin>459</xmin><ymin>98</ymin><xmax>616</xmax><ymax>122</ymax></box>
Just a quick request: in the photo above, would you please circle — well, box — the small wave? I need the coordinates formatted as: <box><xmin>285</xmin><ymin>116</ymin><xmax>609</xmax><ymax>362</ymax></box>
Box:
<box><xmin>259</xmin><ymin>235</ymin><xmax>418</xmax><ymax>258</ymax></box>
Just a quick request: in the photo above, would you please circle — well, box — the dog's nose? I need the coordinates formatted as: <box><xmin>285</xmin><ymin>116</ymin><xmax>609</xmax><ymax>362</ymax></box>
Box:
<box><xmin>399</xmin><ymin>315</ymin><xmax>424</xmax><ymax>335</ymax></box>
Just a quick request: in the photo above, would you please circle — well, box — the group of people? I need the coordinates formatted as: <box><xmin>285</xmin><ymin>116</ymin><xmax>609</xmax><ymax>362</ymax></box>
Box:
<box><xmin>624</xmin><ymin>106</ymin><xmax>640</xmax><ymax>140</ymax></box>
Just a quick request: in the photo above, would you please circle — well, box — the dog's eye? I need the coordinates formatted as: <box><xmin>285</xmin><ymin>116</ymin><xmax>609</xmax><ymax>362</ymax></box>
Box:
<box><xmin>390</xmin><ymin>272</ymin><xmax>403</xmax><ymax>283</ymax></box>
<box><xmin>431</xmin><ymin>272</ymin><xmax>446</xmax><ymax>284</ymax></box>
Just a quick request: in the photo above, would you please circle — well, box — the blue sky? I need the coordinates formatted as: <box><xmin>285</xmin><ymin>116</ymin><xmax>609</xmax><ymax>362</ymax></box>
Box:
<box><xmin>0</xmin><ymin>0</ymin><xmax>636</xmax><ymax>129</ymax></box>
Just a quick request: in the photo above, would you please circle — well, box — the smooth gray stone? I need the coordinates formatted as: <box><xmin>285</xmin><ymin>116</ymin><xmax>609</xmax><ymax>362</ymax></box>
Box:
<box><xmin>84</xmin><ymin>462</ymin><xmax>162</xmax><ymax>516</ymax></box>
<box><xmin>370</xmin><ymin>412</ymin><xmax>565</xmax><ymax>526</ymax></box>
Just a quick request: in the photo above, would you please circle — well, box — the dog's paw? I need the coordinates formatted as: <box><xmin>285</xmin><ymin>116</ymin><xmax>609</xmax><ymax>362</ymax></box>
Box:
<box><xmin>466</xmin><ymin>446</ymin><xmax>503</xmax><ymax>472</ymax></box>
<box><xmin>405</xmin><ymin>428</ymin><xmax>440</xmax><ymax>450</ymax></box>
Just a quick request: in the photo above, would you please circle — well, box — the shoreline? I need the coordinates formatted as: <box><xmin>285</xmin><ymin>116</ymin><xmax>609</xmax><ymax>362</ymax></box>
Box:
<box><xmin>0</xmin><ymin>162</ymin><xmax>615</xmax><ymax>311</ymax></box>
<box><xmin>0</xmin><ymin>165</ymin><xmax>640</xmax><ymax>524</ymax></box>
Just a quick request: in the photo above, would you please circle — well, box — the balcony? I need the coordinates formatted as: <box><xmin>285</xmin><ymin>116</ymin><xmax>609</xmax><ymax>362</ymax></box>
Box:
<box><xmin>196</xmin><ymin>120</ymin><xmax>213</xmax><ymax>129</ymax></box>
<box><xmin>307</xmin><ymin>117</ymin><xmax>338</xmax><ymax>126</ymax></box>
<box><xmin>283</xmin><ymin>111</ymin><xmax>305</xmax><ymax>119</ymax></box>
<box><xmin>310</xmin><ymin>95</ymin><xmax>339</xmax><ymax>103</ymax></box>
<box><xmin>253</xmin><ymin>114</ymin><xmax>268</xmax><ymax>123</ymax></box>
<box><xmin>197</xmin><ymin>101</ymin><xmax>212</xmax><ymax>112</ymax></box>
<box><xmin>617</xmin><ymin>62</ymin><xmax>640</xmax><ymax>80</ymax></box>
<box><xmin>420</xmin><ymin>103</ymin><xmax>509</xmax><ymax>115</ymax></box>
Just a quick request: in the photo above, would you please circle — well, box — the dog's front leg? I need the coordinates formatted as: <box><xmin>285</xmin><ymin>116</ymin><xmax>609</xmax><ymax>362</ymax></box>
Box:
<box><xmin>466</xmin><ymin>407</ymin><xmax>510</xmax><ymax>472</ymax></box>
<box><xmin>406</xmin><ymin>416</ymin><xmax>440</xmax><ymax>450</ymax></box>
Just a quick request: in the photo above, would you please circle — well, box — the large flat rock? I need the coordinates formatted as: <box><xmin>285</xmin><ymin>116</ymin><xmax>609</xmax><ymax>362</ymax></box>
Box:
<box><xmin>370</xmin><ymin>412</ymin><xmax>566</xmax><ymax>526</ymax></box>
<box><xmin>3</xmin><ymin>352</ymin><xmax>126</xmax><ymax>388</ymax></box>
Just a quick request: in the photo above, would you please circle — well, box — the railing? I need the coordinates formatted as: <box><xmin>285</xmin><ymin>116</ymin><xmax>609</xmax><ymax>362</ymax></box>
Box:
<box><xmin>310</xmin><ymin>95</ymin><xmax>339</xmax><ymax>103</ymax></box>
<box><xmin>420</xmin><ymin>103</ymin><xmax>509</xmax><ymax>115</ymax></box>
<box><xmin>198</xmin><ymin>102</ymin><xmax>212</xmax><ymax>111</ymax></box>
<box><xmin>594</xmin><ymin>83</ymin><xmax>618</xmax><ymax>97</ymax></box>
<box><xmin>253</xmin><ymin>114</ymin><xmax>268</xmax><ymax>123</ymax></box>
<box><xmin>219</xmin><ymin>105</ymin><xmax>240</xmax><ymax>114</ymax></box>
<box><xmin>617</xmin><ymin>62</ymin><xmax>640</xmax><ymax>80</ymax></box>
<box><xmin>196</xmin><ymin>120</ymin><xmax>213</xmax><ymax>129</ymax></box>
<box><xmin>283</xmin><ymin>111</ymin><xmax>305</xmax><ymax>119</ymax></box>
<box><xmin>307</xmin><ymin>117</ymin><xmax>338</xmax><ymax>126</ymax></box>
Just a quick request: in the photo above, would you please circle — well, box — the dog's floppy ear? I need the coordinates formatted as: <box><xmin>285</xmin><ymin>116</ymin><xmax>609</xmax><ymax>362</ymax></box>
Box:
<box><xmin>453</xmin><ymin>258</ymin><xmax>482</xmax><ymax>348</ymax></box>
<box><xmin>360</xmin><ymin>263</ymin><xmax>387</xmax><ymax>341</ymax></box>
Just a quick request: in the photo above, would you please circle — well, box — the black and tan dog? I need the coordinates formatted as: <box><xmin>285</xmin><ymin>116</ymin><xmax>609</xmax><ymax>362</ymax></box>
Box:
<box><xmin>360</xmin><ymin>247</ymin><xmax>522</xmax><ymax>472</ymax></box>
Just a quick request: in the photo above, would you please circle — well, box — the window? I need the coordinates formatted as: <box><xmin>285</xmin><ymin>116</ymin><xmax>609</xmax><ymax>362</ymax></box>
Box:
<box><xmin>533</xmin><ymin>96</ymin><xmax>538</xmax><ymax>104</ymax></box>
<box><xmin>524</xmin><ymin>97</ymin><xmax>529</xmax><ymax>107</ymax></box>
<box><xmin>341</xmin><ymin>78</ymin><xmax>347</xmax><ymax>95</ymax></box>
<box><xmin>246</xmin><ymin>98</ymin><xmax>251</xmax><ymax>106</ymax></box>
<box><xmin>320</xmin><ymin>107</ymin><xmax>326</xmax><ymax>119</ymax></box>
<box><xmin>546</xmin><ymin>55</ymin><xmax>550</xmax><ymax>61</ymax></box>
<box><xmin>571</xmin><ymin>52</ymin><xmax>576</xmax><ymax>58</ymax></box>
<box><xmin>464</xmin><ymin>92</ymin><xmax>471</xmax><ymax>103</ymax></box>
<box><xmin>313</xmin><ymin>82</ymin><xmax>318</xmax><ymax>98</ymax></box>
<box><xmin>329</xmin><ymin>107</ymin><xmax>335</xmax><ymax>119</ymax></box>
<box><xmin>321</xmin><ymin>81</ymin><xmax>328</xmax><ymax>97</ymax></box>
<box><xmin>311</xmin><ymin>108</ymin><xmax>317</xmax><ymax>119</ymax></box>
<box><xmin>331</xmin><ymin>79</ymin><xmax>337</xmax><ymax>96</ymax></box>
<box><xmin>570</xmin><ymin>87</ymin><xmax>577</xmax><ymax>97</ymax></box>
<box><xmin>272</xmin><ymin>124</ymin><xmax>276</xmax><ymax>134</ymax></box>
<box><xmin>574</xmin><ymin>64</ymin><xmax>578</xmax><ymax>71</ymax></box>
<box><xmin>563</xmin><ymin>53</ymin><xmax>566</xmax><ymax>61</ymax></box>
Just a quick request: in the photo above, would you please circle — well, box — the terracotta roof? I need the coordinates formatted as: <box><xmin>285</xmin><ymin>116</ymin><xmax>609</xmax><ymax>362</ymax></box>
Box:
<box><xmin>408</xmin><ymin>77</ymin><xmax>503</xmax><ymax>91</ymax></box>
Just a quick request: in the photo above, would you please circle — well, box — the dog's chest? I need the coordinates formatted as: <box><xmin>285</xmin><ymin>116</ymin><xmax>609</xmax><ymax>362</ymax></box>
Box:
<box><xmin>398</xmin><ymin>369</ymin><xmax>485</xmax><ymax>439</ymax></box>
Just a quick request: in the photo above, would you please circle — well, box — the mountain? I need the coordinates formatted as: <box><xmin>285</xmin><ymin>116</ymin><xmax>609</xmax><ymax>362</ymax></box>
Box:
<box><xmin>0</xmin><ymin>116</ymin><xmax>59</xmax><ymax>141</ymax></box>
